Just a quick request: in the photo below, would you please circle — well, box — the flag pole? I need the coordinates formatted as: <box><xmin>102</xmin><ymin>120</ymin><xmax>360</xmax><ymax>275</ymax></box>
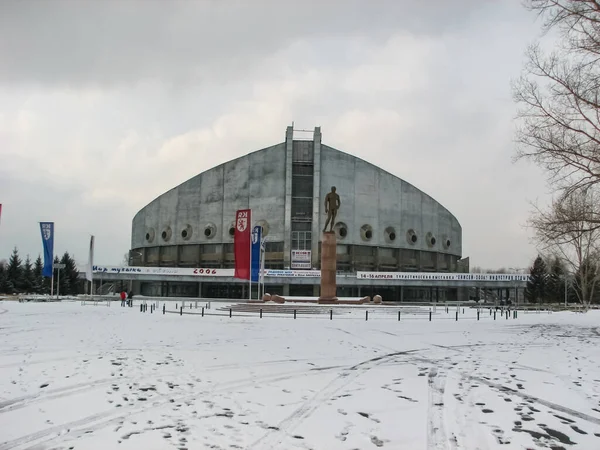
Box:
<box><xmin>248</xmin><ymin>211</ymin><xmax>252</xmax><ymax>302</ymax></box>
<box><xmin>260</xmin><ymin>237</ymin><xmax>266</xmax><ymax>300</ymax></box>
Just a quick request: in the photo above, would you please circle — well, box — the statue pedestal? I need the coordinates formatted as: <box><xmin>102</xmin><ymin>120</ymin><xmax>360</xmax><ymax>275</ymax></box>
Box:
<box><xmin>318</xmin><ymin>231</ymin><xmax>338</xmax><ymax>303</ymax></box>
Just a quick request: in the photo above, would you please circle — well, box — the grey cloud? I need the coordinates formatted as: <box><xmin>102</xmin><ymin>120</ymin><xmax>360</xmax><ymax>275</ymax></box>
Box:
<box><xmin>1</xmin><ymin>0</ymin><xmax>501</xmax><ymax>87</ymax></box>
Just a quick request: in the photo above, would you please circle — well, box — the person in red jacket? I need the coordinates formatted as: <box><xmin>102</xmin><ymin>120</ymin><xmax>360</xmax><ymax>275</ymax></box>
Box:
<box><xmin>120</xmin><ymin>290</ymin><xmax>126</xmax><ymax>307</ymax></box>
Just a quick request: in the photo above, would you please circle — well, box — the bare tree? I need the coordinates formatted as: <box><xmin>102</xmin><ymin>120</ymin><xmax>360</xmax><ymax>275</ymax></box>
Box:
<box><xmin>514</xmin><ymin>1</ymin><xmax>600</xmax><ymax>222</ymax></box>
<box><xmin>530</xmin><ymin>187</ymin><xmax>600</xmax><ymax>309</ymax></box>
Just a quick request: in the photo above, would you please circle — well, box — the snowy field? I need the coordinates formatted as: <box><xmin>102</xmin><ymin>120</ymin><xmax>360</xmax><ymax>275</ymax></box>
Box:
<box><xmin>1</xmin><ymin>301</ymin><xmax>599</xmax><ymax>450</ymax></box>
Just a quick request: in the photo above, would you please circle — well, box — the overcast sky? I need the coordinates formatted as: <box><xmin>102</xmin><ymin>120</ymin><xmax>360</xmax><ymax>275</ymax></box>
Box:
<box><xmin>0</xmin><ymin>0</ymin><xmax>551</xmax><ymax>271</ymax></box>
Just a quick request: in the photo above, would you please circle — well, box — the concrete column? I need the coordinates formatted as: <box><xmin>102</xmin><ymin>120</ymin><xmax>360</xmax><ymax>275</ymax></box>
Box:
<box><xmin>283</xmin><ymin>126</ymin><xmax>294</xmax><ymax>269</ymax></box>
<box><xmin>311</xmin><ymin>127</ymin><xmax>322</xmax><ymax>268</ymax></box>
<box><xmin>318</xmin><ymin>232</ymin><xmax>338</xmax><ymax>302</ymax></box>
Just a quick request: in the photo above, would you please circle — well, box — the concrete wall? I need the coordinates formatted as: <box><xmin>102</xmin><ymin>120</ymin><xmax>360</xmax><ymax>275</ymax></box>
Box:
<box><xmin>131</xmin><ymin>139</ymin><xmax>462</xmax><ymax>262</ymax></box>
<box><xmin>319</xmin><ymin>145</ymin><xmax>462</xmax><ymax>257</ymax></box>
<box><xmin>131</xmin><ymin>143</ymin><xmax>287</xmax><ymax>249</ymax></box>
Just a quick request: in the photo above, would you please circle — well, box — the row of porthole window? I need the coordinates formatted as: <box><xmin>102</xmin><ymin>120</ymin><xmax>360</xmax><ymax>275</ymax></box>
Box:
<box><xmin>145</xmin><ymin>222</ymin><xmax>450</xmax><ymax>249</ymax></box>
<box><xmin>145</xmin><ymin>220</ymin><xmax>271</xmax><ymax>244</ymax></box>
<box><xmin>333</xmin><ymin>222</ymin><xmax>451</xmax><ymax>249</ymax></box>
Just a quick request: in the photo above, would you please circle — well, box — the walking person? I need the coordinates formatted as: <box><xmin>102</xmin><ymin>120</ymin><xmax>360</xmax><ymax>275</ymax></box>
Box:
<box><xmin>120</xmin><ymin>290</ymin><xmax>126</xmax><ymax>307</ymax></box>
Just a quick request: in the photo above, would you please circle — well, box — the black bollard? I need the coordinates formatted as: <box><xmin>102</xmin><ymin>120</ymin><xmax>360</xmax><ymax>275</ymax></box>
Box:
<box><xmin>140</xmin><ymin>304</ymin><xmax>143</xmax><ymax>312</ymax></box>
<box><xmin>506</xmin><ymin>311</ymin><xmax>509</xmax><ymax>320</ymax></box>
<box><xmin>260</xmin><ymin>309</ymin><xmax>262</xmax><ymax>319</ymax></box>
<box><xmin>229</xmin><ymin>308</ymin><xmax>232</xmax><ymax>318</ymax></box>
<box><xmin>330</xmin><ymin>310</ymin><xmax>333</xmax><ymax>320</ymax></box>
<box><xmin>429</xmin><ymin>311</ymin><xmax>432</xmax><ymax>322</ymax></box>
<box><xmin>202</xmin><ymin>307</ymin><xmax>204</xmax><ymax>317</ymax></box>
<box><xmin>151</xmin><ymin>305</ymin><xmax>153</xmax><ymax>314</ymax></box>
<box><xmin>190</xmin><ymin>303</ymin><xmax>192</xmax><ymax>309</ymax></box>
<box><xmin>398</xmin><ymin>310</ymin><xmax>401</xmax><ymax>321</ymax></box>
<box><xmin>455</xmin><ymin>311</ymin><xmax>458</xmax><ymax>321</ymax></box>
<box><xmin>175</xmin><ymin>303</ymin><xmax>177</xmax><ymax>310</ymax></box>
<box><xmin>163</xmin><ymin>304</ymin><xmax>165</xmax><ymax>315</ymax></box>
<box><xmin>294</xmin><ymin>309</ymin><xmax>297</xmax><ymax>320</ymax></box>
<box><xmin>477</xmin><ymin>310</ymin><xmax>480</xmax><ymax>321</ymax></box>
<box><xmin>462</xmin><ymin>308</ymin><xmax>465</xmax><ymax>314</ymax></box>
<box><xmin>494</xmin><ymin>310</ymin><xmax>496</xmax><ymax>320</ymax></box>
<box><xmin>446</xmin><ymin>307</ymin><xmax>449</xmax><ymax>314</ymax></box>
<box><xmin>366</xmin><ymin>310</ymin><xmax>369</xmax><ymax>321</ymax></box>
<box><xmin>180</xmin><ymin>306</ymin><xmax>182</xmax><ymax>316</ymax></box>
<box><xmin>489</xmin><ymin>308</ymin><xmax>492</xmax><ymax>316</ymax></box>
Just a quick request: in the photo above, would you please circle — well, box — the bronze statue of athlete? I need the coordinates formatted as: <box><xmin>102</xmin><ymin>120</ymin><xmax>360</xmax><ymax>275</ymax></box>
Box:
<box><xmin>323</xmin><ymin>186</ymin><xmax>340</xmax><ymax>233</ymax></box>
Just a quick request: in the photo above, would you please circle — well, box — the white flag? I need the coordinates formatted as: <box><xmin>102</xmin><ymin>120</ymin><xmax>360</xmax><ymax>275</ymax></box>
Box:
<box><xmin>86</xmin><ymin>235</ymin><xmax>94</xmax><ymax>282</ymax></box>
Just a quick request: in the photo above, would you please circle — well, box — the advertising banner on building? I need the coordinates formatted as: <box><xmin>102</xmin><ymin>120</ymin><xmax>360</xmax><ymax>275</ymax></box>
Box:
<box><xmin>234</xmin><ymin>209</ymin><xmax>251</xmax><ymax>280</ymax></box>
<box><xmin>92</xmin><ymin>265</ymin><xmax>235</xmax><ymax>276</ymax></box>
<box><xmin>356</xmin><ymin>272</ymin><xmax>530</xmax><ymax>282</ymax></box>
<box><xmin>291</xmin><ymin>249</ymin><xmax>311</xmax><ymax>269</ymax></box>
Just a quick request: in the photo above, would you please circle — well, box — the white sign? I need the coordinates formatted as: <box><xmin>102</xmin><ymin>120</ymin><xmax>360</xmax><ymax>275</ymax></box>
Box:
<box><xmin>356</xmin><ymin>272</ymin><xmax>530</xmax><ymax>282</ymax></box>
<box><xmin>92</xmin><ymin>265</ymin><xmax>234</xmax><ymax>277</ymax></box>
<box><xmin>264</xmin><ymin>269</ymin><xmax>321</xmax><ymax>278</ymax></box>
<box><xmin>291</xmin><ymin>249</ymin><xmax>311</xmax><ymax>269</ymax></box>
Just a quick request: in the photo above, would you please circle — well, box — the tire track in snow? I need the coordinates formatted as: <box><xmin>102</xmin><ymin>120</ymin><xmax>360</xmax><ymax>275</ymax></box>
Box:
<box><xmin>250</xmin><ymin>350</ymin><xmax>419</xmax><ymax>449</ymax></box>
<box><xmin>427</xmin><ymin>367</ymin><xmax>449</xmax><ymax>450</ymax></box>
<box><xmin>0</xmin><ymin>365</ymin><xmax>343</xmax><ymax>450</ymax></box>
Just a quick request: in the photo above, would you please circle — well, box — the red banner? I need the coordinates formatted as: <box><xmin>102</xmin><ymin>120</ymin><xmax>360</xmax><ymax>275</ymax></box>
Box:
<box><xmin>234</xmin><ymin>209</ymin><xmax>251</xmax><ymax>280</ymax></box>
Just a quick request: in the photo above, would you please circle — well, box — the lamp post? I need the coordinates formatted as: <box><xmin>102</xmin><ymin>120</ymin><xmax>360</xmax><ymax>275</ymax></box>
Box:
<box><xmin>53</xmin><ymin>263</ymin><xmax>65</xmax><ymax>299</ymax></box>
<box><xmin>564</xmin><ymin>275</ymin><xmax>568</xmax><ymax>308</ymax></box>
<box><xmin>127</xmin><ymin>251</ymin><xmax>143</xmax><ymax>293</ymax></box>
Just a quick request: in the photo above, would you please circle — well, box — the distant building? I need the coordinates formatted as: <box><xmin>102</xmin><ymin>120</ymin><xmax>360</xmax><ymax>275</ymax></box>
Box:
<box><xmin>129</xmin><ymin>126</ymin><xmax>467</xmax><ymax>301</ymax></box>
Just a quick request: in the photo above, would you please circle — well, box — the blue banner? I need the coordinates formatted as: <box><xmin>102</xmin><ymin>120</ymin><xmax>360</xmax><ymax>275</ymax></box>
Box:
<box><xmin>251</xmin><ymin>225</ymin><xmax>262</xmax><ymax>282</ymax></box>
<box><xmin>40</xmin><ymin>222</ymin><xmax>54</xmax><ymax>278</ymax></box>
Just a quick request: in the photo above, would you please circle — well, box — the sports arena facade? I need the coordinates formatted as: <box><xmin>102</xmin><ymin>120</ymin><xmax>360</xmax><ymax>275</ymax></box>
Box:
<box><xmin>128</xmin><ymin>126</ymin><xmax>469</xmax><ymax>301</ymax></box>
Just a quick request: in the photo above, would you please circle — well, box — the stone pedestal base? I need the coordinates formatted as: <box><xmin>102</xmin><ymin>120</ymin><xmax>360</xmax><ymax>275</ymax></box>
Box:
<box><xmin>318</xmin><ymin>231</ymin><xmax>338</xmax><ymax>304</ymax></box>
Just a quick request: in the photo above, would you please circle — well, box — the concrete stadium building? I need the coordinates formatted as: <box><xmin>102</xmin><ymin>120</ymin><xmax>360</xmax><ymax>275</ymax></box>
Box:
<box><xmin>129</xmin><ymin>126</ymin><xmax>467</xmax><ymax>301</ymax></box>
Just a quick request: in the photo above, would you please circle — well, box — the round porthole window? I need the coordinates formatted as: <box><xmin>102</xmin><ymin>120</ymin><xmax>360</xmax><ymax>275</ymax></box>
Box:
<box><xmin>180</xmin><ymin>224</ymin><xmax>193</xmax><ymax>241</ymax></box>
<box><xmin>360</xmin><ymin>224</ymin><xmax>373</xmax><ymax>241</ymax></box>
<box><xmin>204</xmin><ymin>223</ymin><xmax>216</xmax><ymax>239</ymax></box>
<box><xmin>161</xmin><ymin>226</ymin><xmax>172</xmax><ymax>242</ymax></box>
<box><xmin>334</xmin><ymin>222</ymin><xmax>348</xmax><ymax>240</ymax></box>
<box><xmin>406</xmin><ymin>229</ymin><xmax>418</xmax><ymax>245</ymax></box>
<box><xmin>442</xmin><ymin>235</ymin><xmax>451</xmax><ymax>249</ymax></box>
<box><xmin>426</xmin><ymin>232</ymin><xmax>436</xmax><ymax>248</ymax></box>
<box><xmin>385</xmin><ymin>227</ymin><xmax>396</xmax><ymax>244</ymax></box>
<box><xmin>255</xmin><ymin>219</ymin><xmax>270</xmax><ymax>237</ymax></box>
<box><xmin>145</xmin><ymin>228</ymin><xmax>155</xmax><ymax>243</ymax></box>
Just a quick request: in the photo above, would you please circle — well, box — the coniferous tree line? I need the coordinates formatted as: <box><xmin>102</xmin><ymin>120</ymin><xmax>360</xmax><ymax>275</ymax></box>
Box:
<box><xmin>0</xmin><ymin>247</ymin><xmax>81</xmax><ymax>295</ymax></box>
<box><xmin>524</xmin><ymin>254</ymin><xmax>600</xmax><ymax>305</ymax></box>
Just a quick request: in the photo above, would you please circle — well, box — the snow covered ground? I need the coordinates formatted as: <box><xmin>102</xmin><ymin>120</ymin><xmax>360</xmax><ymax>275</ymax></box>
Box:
<box><xmin>0</xmin><ymin>301</ymin><xmax>599</xmax><ymax>450</ymax></box>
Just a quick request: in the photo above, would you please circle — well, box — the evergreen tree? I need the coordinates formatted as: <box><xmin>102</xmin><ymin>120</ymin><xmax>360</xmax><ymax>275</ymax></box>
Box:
<box><xmin>33</xmin><ymin>255</ymin><xmax>45</xmax><ymax>294</ymax></box>
<box><xmin>55</xmin><ymin>252</ymin><xmax>80</xmax><ymax>296</ymax></box>
<box><xmin>6</xmin><ymin>247</ymin><xmax>24</xmax><ymax>293</ymax></box>
<box><xmin>546</xmin><ymin>256</ymin><xmax>566</xmax><ymax>304</ymax></box>
<box><xmin>0</xmin><ymin>261</ymin><xmax>10</xmax><ymax>294</ymax></box>
<box><xmin>22</xmin><ymin>255</ymin><xmax>35</xmax><ymax>293</ymax></box>
<box><xmin>525</xmin><ymin>255</ymin><xmax>548</xmax><ymax>303</ymax></box>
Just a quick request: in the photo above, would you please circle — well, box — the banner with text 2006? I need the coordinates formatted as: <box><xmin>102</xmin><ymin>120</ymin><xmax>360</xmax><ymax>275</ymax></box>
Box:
<box><xmin>234</xmin><ymin>209</ymin><xmax>251</xmax><ymax>280</ymax></box>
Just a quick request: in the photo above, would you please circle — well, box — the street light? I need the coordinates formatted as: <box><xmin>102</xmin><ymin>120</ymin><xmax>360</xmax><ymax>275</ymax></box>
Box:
<box><xmin>54</xmin><ymin>263</ymin><xmax>66</xmax><ymax>299</ymax></box>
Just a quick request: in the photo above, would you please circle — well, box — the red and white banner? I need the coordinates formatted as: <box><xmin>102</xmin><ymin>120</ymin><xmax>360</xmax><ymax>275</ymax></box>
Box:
<box><xmin>234</xmin><ymin>209</ymin><xmax>251</xmax><ymax>280</ymax></box>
